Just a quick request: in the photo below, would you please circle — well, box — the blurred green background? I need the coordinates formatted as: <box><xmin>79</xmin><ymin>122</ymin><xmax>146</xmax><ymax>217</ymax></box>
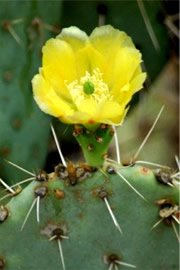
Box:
<box><xmin>0</xmin><ymin>0</ymin><xmax>179</xmax><ymax>185</ymax></box>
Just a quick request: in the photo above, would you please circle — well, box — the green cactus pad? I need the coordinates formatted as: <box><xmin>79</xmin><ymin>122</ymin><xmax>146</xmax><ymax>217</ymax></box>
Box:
<box><xmin>0</xmin><ymin>0</ymin><xmax>62</xmax><ymax>184</ymax></box>
<box><xmin>0</xmin><ymin>164</ymin><xmax>179</xmax><ymax>270</ymax></box>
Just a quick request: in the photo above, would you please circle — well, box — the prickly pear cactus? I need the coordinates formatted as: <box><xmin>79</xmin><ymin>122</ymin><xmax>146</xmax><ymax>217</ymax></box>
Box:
<box><xmin>0</xmin><ymin>163</ymin><xmax>179</xmax><ymax>270</ymax></box>
<box><xmin>0</xmin><ymin>15</ymin><xmax>179</xmax><ymax>270</ymax></box>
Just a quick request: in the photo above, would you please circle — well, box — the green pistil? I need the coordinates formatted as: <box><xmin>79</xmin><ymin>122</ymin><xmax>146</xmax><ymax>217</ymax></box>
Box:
<box><xmin>83</xmin><ymin>81</ymin><xmax>95</xmax><ymax>95</ymax></box>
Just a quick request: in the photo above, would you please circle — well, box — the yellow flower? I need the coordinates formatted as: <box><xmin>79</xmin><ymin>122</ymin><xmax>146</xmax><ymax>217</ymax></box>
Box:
<box><xmin>32</xmin><ymin>25</ymin><xmax>146</xmax><ymax>125</ymax></box>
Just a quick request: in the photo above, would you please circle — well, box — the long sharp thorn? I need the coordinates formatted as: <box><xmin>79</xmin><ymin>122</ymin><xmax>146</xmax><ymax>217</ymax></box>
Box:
<box><xmin>116</xmin><ymin>171</ymin><xmax>147</xmax><ymax>201</ymax></box>
<box><xmin>172</xmin><ymin>215</ymin><xmax>180</xmax><ymax>225</ymax></box>
<box><xmin>11</xmin><ymin>18</ymin><xmax>24</xmax><ymax>25</ymax></box>
<box><xmin>50</xmin><ymin>124</ymin><xmax>67</xmax><ymax>168</ymax></box>
<box><xmin>20</xmin><ymin>198</ymin><xmax>37</xmax><ymax>231</ymax></box>
<box><xmin>36</xmin><ymin>196</ymin><xmax>40</xmax><ymax>224</ymax></box>
<box><xmin>137</xmin><ymin>0</ymin><xmax>160</xmax><ymax>51</ymax></box>
<box><xmin>49</xmin><ymin>235</ymin><xmax>69</xmax><ymax>242</ymax></box>
<box><xmin>98</xmin><ymin>14</ymin><xmax>106</xmax><ymax>26</ymax></box>
<box><xmin>61</xmin><ymin>235</ymin><xmax>69</xmax><ymax>240</ymax></box>
<box><xmin>171</xmin><ymin>221</ymin><xmax>180</xmax><ymax>243</ymax></box>
<box><xmin>165</xmin><ymin>16</ymin><xmax>180</xmax><ymax>39</ymax></box>
<box><xmin>115</xmin><ymin>260</ymin><xmax>136</xmax><ymax>268</ymax></box>
<box><xmin>167</xmin><ymin>183</ymin><xmax>174</xmax><ymax>188</ymax></box>
<box><xmin>108</xmin><ymin>263</ymin><xmax>114</xmax><ymax>270</ymax></box>
<box><xmin>105</xmin><ymin>158</ymin><xmax>123</xmax><ymax>168</ymax></box>
<box><xmin>58</xmin><ymin>239</ymin><xmax>66</xmax><ymax>270</ymax></box>
<box><xmin>0</xmin><ymin>178</ymin><xmax>15</xmax><ymax>194</ymax></box>
<box><xmin>104</xmin><ymin>197</ymin><xmax>123</xmax><ymax>235</ymax></box>
<box><xmin>172</xmin><ymin>172</ymin><xmax>180</xmax><ymax>178</ymax></box>
<box><xmin>6</xmin><ymin>160</ymin><xmax>36</xmax><ymax>177</ymax></box>
<box><xmin>49</xmin><ymin>235</ymin><xmax>57</xmax><ymax>241</ymax></box>
<box><xmin>113</xmin><ymin>126</ymin><xmax>121</xmax><ymax>165</ymax></box>
<box><xmin>151</xmin><ymin>218</ymin><xmax>163</xmax><ymax>230</ymax></box>
<box><xmin>133</xmin><ymin>106</ymin><xmax>164</xmax><ymax>160</ymax></box>
<box><xmin>135</xmin><ymin>160</ymin><xmax>171</xmax><ymax>169</ymax></box>
<box><xmin>42</xmin><ymin>23</ymin><xmax>60</xmax><ymax>34</ymax></box>
<box><xmin>7</xmin><ymin>25</ymin><xmax>24</xmax><ymax>47</ymax></box>
<box><xmin>172</xmin><ymin>180</ymin><xmax>180</xmax><ymax>188</ymax></box>
<box><xmin>175</xmin><ymin>155</ymin><xmax>180</xmax><ymax>170</ymax></box>
<box><xmin>0</xmin><ymin>193</ymin><xmax>12</xmax><ymax>202</ymax></box>
<box><xmin>99</xmin><ymin>168</ymin><xmax>108</xmax><ymax>178</ymax></box>
<box><xmin>114</xmin><ymin>265</ymin><xmax>118</xmax><ymax>270</ymax></box>
<box><xmin>10</xmin><ymin>177</ymin><xmax>35</xmax><ymax>189</ymax></box>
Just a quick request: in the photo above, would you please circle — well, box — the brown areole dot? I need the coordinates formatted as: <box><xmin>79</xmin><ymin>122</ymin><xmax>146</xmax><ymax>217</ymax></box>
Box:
<box><xmin>36</xmin><ymin>171</ymin><xmax>49</xmax><ymax>182</ymax></box>
<box><xmin>95</xmin><ymin>136</ymin><xmax>103</xmax><ymax>143</ymax></box>
<box><xmin>34</xmin><ymin>185</ymin><xmax>48</xmax><ymax>199</ymax></box>
<box><xmin>88</xmin><ymin>145</ymin><xmax>93</xmax><ymax>151</ymax></box>
<box><xmin>110</xmin><ymin>128</ymin><xmax>115</xmax><ymax>135</ymax></box>
<box><xmin>107</xmin><ymin>165</ymin><xmax>116</xmax><ymax>174</ymax></box>
<box><xmin>102</xmin><ymin>153</ymin><xmax>107</xmax><ymax>159</ymax></box>
<box><xmin>54</xmin><ymin>189</ymin><xmax>65</xmax><ymax>199</ymax></box>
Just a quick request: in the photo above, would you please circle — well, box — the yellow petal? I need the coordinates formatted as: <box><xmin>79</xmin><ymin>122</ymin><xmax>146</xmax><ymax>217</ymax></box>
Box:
<box><xmin>75</xmin><ymin>45</ymin><xmax>105</xmax><ymax>78</ymax></box>
<box><xmin>42</xmin><ymin>66</ymin><xmax>71</xmax><ymax>102</ymax></box>
<box><xmin>32</xmin><ymin>73</ymin><xmax>73</xmax><ymax>117</ymax></box>
<box><xmin>116</xmin><ymin>72</ymin><xmax>146</xmax><ymax>105</ymax></box>
<box><xmin>130</xmin><ymin>72</ymin><xmax>147</xmax><ymax>94</ymax></box>
<box><xmin>61</xmin><ymin>111</ymin><xmax>90</xmax><ymax>124</ymax></box>
<box><xmin>115</xmin><ymin>73</ymin><xmax>146</xmax><ymax>106</ymax></box>
<box><xmin>132</xmin><ymin>65</ymin><xmax>143</xmax><ymax>78</ymax></box>
<box><xmin>95</xmin><ymin>100</ymin><xmax>124</xmax><ymax>124</ymax></box>
<box><xmin>106</xmin><ymin>47</ymin><xmax>142</xmax><ymax>92</ymax></box>
<box><xmin>57</xmin><ymin>26</ymin><xmax>88</xmax><ymax>52</ymax></box>
<box><xmin>109</xmin><ymin>106</ymin><xmax>129</xmax><ymax>125</ymax></box>
<box><xmin>90</xmin><ymin>25</ymin><xmax>135</xmax><ymax>59</ymax></box>
<box><xmin>90</xmin><ymin>25</ymin><xmax>142</xmax><ymax>91</ymax></box>
<box><xmin>78</xmin><ymin>98</ymin><xmax>98</xmax><ymax>116</ymax></box>
<box><xmin>42</xmin><ymin>38</ymin><xmax>76</xmax><ymax>83</ymax></box>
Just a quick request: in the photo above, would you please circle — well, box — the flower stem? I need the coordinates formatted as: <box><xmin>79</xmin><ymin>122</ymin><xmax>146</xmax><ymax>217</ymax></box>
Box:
<box><xmin>73</xmin><ymin>124</ymin><xmax>114</xmax><ymax>167</ymax></box>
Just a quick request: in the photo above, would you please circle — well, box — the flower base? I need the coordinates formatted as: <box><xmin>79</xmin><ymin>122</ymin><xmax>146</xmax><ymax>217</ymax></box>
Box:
<box><xmin>73</xmin><ymin>124</ymin><xmax>114</xmax><ymax>167</ymax></box>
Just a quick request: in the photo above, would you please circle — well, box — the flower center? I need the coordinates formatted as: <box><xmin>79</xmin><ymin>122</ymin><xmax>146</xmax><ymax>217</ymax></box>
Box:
<box><xmin>83</xmin><ymin>81</ymin><xmax>95</xmax><ymax>95</ymax></box>
<box><xmin>65</xmin><ymin>68</ymin><xmax>112</xmax><ymax>107</ymax></box>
